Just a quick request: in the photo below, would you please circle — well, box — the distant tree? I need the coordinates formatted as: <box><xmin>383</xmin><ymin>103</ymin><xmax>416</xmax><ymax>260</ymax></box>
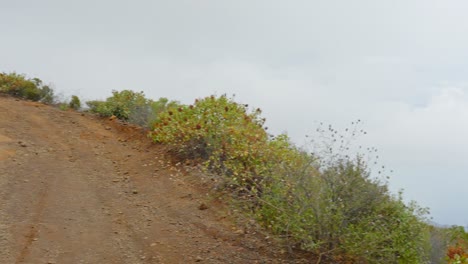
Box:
<box><xmin>40</xmin><ymin>85</ymin><xmax>55</xmax><ymax>104</ymax></box>
<box><xmin>69</xmin><ymin>95</ymin><xmax>81</xmax><ymax>110</ymax></box>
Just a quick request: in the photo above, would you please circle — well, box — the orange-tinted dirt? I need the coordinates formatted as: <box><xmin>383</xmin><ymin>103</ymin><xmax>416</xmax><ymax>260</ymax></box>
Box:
<box><xmin>0</xmin><ymin>96</ymin><xmax>299</xmax><ymax>264</ymax></box>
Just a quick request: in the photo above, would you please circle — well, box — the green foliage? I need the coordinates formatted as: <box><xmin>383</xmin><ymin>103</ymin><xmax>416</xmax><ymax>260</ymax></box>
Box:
<box><xmin>447</xmin><ymin>226</ymin><xmax>468</xmax><ymax>244</ymax></box>
<box><xmin>150</xmin><ymin>95</ymin><xmax>432</xmax><ymax>263</ymax></box>
<box><xmin>444</xmin><ymin>226</ymin><xmax>468</xmax><ymax>263</ymax></box>
<box><xmin>86</xmin><ymin>90</ymin><xmax>146</xmax><ymax>119</ymax></box>
<box><xmin>86</xmin><ymin>90</ymin><xmax>180</xmax><ymax>127</ymax></box>
<box><xmin>0</xmin><ymin>72</ymin><xmax>55</xmax><ymax>103</ymax></box>
<box><xmin>86</xmin><ymin>90</ymin><xmax>163</xmax><ymax>126</ymax></box>
<box><xmin>259</xmin><ymin>157</ymin><xmax>430</xmax><ymax>263</ymax></box>
<box><xmin>68</xmin><ymin>95</ymin><xmax>81</xmax><ymax>110</ymax></box>
<box><xmin>58</xmin><ymin>103</ymin><xmax>69</xmax><ymax>111</ymax></box>
<box><xmin>40</xmin><ymin>85</ymin><xmax>55</xmax><ymax>104</ymax></box>
<box><xmin>151</xmin><ymin>95</ymin><xmax>270</xmax><ymax>188</ymax></box>
<box><xmin>343</xmin><ymin>199</ymin><xmax>430</xmax><ymax>263</ymax></box>
<box><xmin>86</xmin><ymin>100</ymin><xmax>110</xmax><ymax>116</ymax></box>
<box><xmin>151</xmin><ymin>97</ymin><xmax>180</xmax><ymax>117</ymax></box>
<box><xmin>428</xmin><ymin>224</ymin><xmax>468</xmax><ymax>263</ymax></box>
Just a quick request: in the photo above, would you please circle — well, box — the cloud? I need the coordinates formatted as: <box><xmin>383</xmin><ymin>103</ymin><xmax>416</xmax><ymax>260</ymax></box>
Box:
<box><xmin>358</xmin><ymin>87</ymin><xmax>468</xmax><ymax>224</ymax></box>
<box><xmin>371</xmin><ymin>87</ymin><xmax>468</xmax><ymax>164</ymax></box>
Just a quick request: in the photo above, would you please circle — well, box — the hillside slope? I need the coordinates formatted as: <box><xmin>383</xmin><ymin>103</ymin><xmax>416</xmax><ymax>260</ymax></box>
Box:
<box><xmin>0</xmin><ymin>96</ymin><xmax>285</xmax><ymax>263</ymax></box>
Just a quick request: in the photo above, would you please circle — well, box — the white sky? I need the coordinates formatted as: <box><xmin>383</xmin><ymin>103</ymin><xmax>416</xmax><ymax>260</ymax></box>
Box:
<box><xmin>2</xmin><ymin>0</ymin><xmax>468</xmax><ymax>226</ymax></box>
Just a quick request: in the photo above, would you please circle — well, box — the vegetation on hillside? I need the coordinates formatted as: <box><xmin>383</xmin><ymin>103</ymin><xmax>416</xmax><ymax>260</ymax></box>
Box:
<box><xmin>430</xmin><ymin>225</ymin><xmax>468</xmax><ymax>263</ymax></box>
<box><xmin>69</xmin><ymin>95</ymin><xmax>81</xmax><ymax>110</ymax></box>
<box><xmin>2</xmin><ymin>71</ymin><xmax>467</xmax><ymax>263</ymax></box>
<box><xmin>0</xmin><ymin>72</ymin><xmax>83</xmax><ymax>111</ymax></box>
<box><xmin>0</xmin><ymin>72</ymin><xmax>54</xmax><ymax>103</ymax></box>
<box><xmin>150</xmin><ymin>95</ymin><xmax>431</xmax><ymax>263</ymax></box>
<box><xmin>86</xmin><ymin>90</ymin><xmax>178</xmax><ymax>127</ymax></box>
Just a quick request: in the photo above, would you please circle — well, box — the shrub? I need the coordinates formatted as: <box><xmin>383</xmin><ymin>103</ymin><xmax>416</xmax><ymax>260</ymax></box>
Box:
<box><xmin>258</xmin><ymin>156</ymin><xmax>430</xmax><ymax>263</ymax></box>
<box><xmin>447</xmin><ymin>243</ymin><xmax>468</xmax><ymax>264</ymax></box>
<box><xmin>146</xmin><ymin>97</ymin><xmax>180</xmax><ymax>125</ymax></box>
<box><xmin>69</xmin><ymin>95</ymin><xmax>81</xmax><ymax>110</ymax></box>
<box><xmin>0</xmin><ymin>72</ymin><xmax>55</xmax><ymax>103</ymax></box>
<box><xmin>150</xmin><ymin>94</ymin><xmax>432</xmax><ymax>263</ymax></box>
<box><xmin>150</xmin><ymin>95</ymin><xmax>270</xmax><ymax>189</ymax></box>
<box><xmin>86</xmin><ymin>90</ymin><xmax>159</xmax><ymax>126</ymax></box>
<box><xmin>444</xmin><ymin>226</ymin><xmax>468</xmax><ymax>263</ymax></box>
<box><xmin>86</xmin><ymin>90</ymin><xmax>181</xmax><ymax>127</ymax></box>
<box><xmin>86</xmin><ymin>90</ymin><xmax>146</xmax><ymax>119</ymax></box>
<box><xmin>86</xmin><ymin>100</ymin><xmax>111</xmax><ymax>116</ymax></box>
<box><xmin>58</xmin><ymin>103</ymin><xmax>69</xmax><ymax>111</ymax></box>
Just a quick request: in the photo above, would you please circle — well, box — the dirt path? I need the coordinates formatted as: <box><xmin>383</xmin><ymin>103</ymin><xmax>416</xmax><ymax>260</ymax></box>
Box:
<box><xmin>0</xmin><ymin>96</ymin><xmax>286</xmax><ymax>264</ymax></box>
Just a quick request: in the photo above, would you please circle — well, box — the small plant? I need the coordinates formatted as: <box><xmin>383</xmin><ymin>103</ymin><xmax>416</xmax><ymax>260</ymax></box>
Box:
<box><xmin>58</xmin><ymin>103</ymin><xmax>69</xmax><ymax>111</ymax></box>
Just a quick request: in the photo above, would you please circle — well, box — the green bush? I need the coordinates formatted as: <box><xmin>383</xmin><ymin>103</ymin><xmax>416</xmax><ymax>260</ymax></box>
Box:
<box><xmin>86</xmin><ymin>100</ymin><xmax>111</xmax><ymax>116</ymax></box>
<box><xmin>86</xmin><ymin>90</ymin><xmax>154</xmax><ymax>126</ymax></box>
<box><xmin>257</xmin><ymin>156</ymin><xmax>430</xmax><ymax>263</ymax></box>
<box><xmin>433</xmin><ymin>226</ymin><xmax>468</xmax><ymax>263</ymax></box>
<box><xmin>150</xmin><ymin>95</ymin><xmax>432</xmax><ymax>263</ymax></box>
<box><xmin>69</xmin><ymin>95</ymin><xmax>81</xmax><ymax>110</ymax></box>
<box><xmin>86</xmin><ymin>90</ymin><xmax>145</xmax><ymax>119</ymax></box>
<box><xmin>85</xmin><ymin>90</ymin><xmax>180</xmax><ymax>127</ymax></box>
<box><xmin>0</xmin><ymin>72</ymin><xmax>54</xmax><ymax>103</ymax></box>
<box><xmin>150</xmin><ymin>97</ymin><xmax>180</xmax><ymax>117</ymax></box>
<box><xmin>58</xmin><ymin>103</ymin><xmax>69</xmax><ymax>111</ymax></box>
<box><xmin>151</xmin><ymin>95</ymin><xmax>271</xmax><ymax>190</ymax></box>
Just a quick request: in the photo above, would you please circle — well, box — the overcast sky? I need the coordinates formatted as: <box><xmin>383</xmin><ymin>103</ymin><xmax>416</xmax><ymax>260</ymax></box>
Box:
<box><xmin>2</xmin><ymin>0</ymin><xmax>468</xmax><ymax>226</ymax></box>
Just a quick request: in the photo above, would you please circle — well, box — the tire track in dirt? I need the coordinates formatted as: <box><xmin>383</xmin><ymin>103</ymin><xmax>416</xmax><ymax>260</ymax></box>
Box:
<box><xmin>15</xmin><ymin>184</ymin><xmax>49</xmax><ymax>263</ymax></box>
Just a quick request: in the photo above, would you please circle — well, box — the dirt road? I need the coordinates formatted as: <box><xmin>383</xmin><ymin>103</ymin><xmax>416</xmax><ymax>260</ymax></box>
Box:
<box><xmin>0</xmin><ymin>96</ymin><xmax>284</xmax><ymax>264</ymax></box>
